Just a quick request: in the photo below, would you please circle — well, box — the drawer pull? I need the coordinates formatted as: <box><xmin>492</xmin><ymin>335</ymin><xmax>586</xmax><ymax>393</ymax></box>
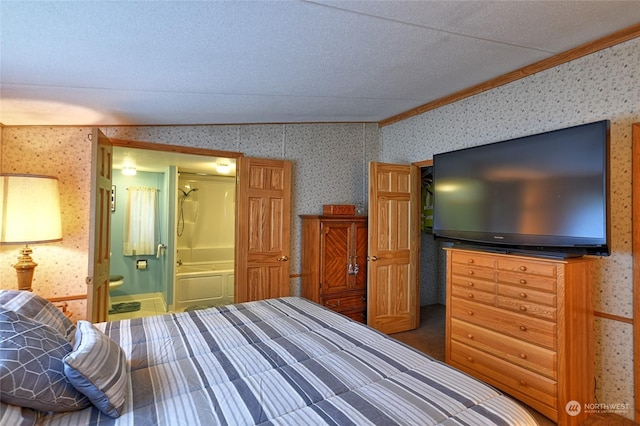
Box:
<box><xmin>467</xmin><ymin>282</ymin><xmax>474</xmax><ymax>287</ymax></box>
<box><xmin>520</xmin><ymin>279</ymin><xmax>527</xmax><ymax>285</ymax></box>
<box><xmin>468</xmin><ymin>293</ymin><xmax>474</xmax><ymax>298</ymax></box>
<box><xmin>467</xmin><ymin>334</ymin><xmax>474</xmax><ymax>339</ymax></box>
<box><xmin>468</xmin><ymin>259</ymin><xmax>474</xmax><ymax>264</ymax></box>
<box><xmin>519</xmin><ymin>380</ymin><xmax>528</xmax><ymax>386</ymax></box>
<box><xmin>467</xmin><ymin>356</ymin><xmax>474</xmax><ymax>362</ymax></box>
<box><xmin>520</xmin><ymin>306</ymin><xmax>527</xmax><ymax>311</ymax></box>
<box><xmin>519</xmin><ymin>266</ymin><xmax>527</xmax><ymax>272</ymax></box>
<box><xmin>520</xmin><ymin>292</ymin><xmax>527</xmax><ymax>298</ymax></box>
<box><xmin>519</xmin><ymin>325</ymin><xmax>527</xmax><ymax>331</ymax></box>
<box><xmin>326</xmin><ymin>300</ymin><xmax>341</xmax><ymax>308</ymax></box>
<box><xmin>467</xmin><ymin>310</ymin><xmax>474</xmax><ymax>316</ymax></box>
<box><xmin>468</xmin><ymin>270</ymin><xmax>474</xmax><ymax>275</ymax></box>
<box><xmin>520</xmin><ymin>353</ymin><xmax>527</xmax><ymax>359</ymax></box>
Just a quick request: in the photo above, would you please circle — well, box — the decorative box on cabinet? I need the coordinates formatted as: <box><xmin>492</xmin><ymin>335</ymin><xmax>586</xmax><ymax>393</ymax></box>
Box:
<box><xmin>300</xmin><ymin>215</ymin><xmax>367</xmax><ymax>323</ymax></box>
<box><xmin>444</xmin><ymin>248</ymin><xmax>595</xmax><ymax>425</ymax></box>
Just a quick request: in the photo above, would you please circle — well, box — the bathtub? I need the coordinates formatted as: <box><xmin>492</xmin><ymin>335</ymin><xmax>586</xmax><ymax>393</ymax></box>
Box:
<box><xmin>174</xmin><ymin>261</ymin><xmax>234</xmax><ymax>311</ymax></box>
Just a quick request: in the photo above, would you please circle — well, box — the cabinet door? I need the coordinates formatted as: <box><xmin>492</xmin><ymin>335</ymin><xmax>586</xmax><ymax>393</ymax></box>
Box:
<box><xmin>320</xmin><ymin>222</ymin><xmax>352</xmax><ymax>295</ymax></box>
<box><xmin>352</xmin><ymin>220</ymin><xmax>368</xmax><ymax>291</ymax></box>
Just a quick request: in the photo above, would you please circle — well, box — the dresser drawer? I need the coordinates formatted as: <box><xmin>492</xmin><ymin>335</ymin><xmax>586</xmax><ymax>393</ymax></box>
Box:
<box><xmin>451</xmin><ymin>318</ymin><xmax>557</xmax><ymax>379</ymax></box>
<box><xmin>497</xmin><ymin>284</ymin><xmax>557</xmax><ymax>320</ymax></box>
<box><xmin>497</xmin><ymin>284</ymin><xmax>556</xmax><ymax>306</ymax></box>
<box><xmin>321</xmin><ymin>293</ymin><xmax>366</xmax><ymax>313</ymax></box>
<box><xmin>450</xmin><ymin>341</ymin><xmax>558</xmax><ymax>409</ymax></box>
<box><xmin>497</xmin><ymin>258</ymin><xmax>557</xmax><ymax>277</ymax></box>
<box><xmin>451</xmin><ymin>275</ymin><xmax>496</xmax><ymax>293</ymax></box>
<box><xmin>451</xmin><ymin>251</ymin><xmax>496</xmax><ymax>268</ymax></box>
<box><xmin>451</xmin><ymin>299</ymin><xmax>557</xmax><ymax>350</ymax></box>
<box><xmin>451</xmin><ymin>286</ymin><xmax>496</xmax><ymax>305</ymax></box>
<box><xmin>343</xmin><ymin>310</ymin><xmax>366</xmax><ymax>323</ymax></box>
<box><xmin>497</xmin><ymin>297</ymin><xmax>557</xmax><ymax>321</ymax></box>
<box><xmin>497</xmin><ymin>271</ymin><xmax>557</xmax><ymax>292</ymax></box>
<box><xmin>451</xmin><ymin>265</ymin><xmax>496</xmax><ymax>282</ymax></box>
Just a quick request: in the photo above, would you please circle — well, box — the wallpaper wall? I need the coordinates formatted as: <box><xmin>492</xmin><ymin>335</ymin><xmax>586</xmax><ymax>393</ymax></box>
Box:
<box><xmin>0</xmin><ymin>123</ymin><xmax>379</xmax><ymax>316</ymax></box>
<box><xmin>381</xmin><ymin>37</ymin><xmax>639</xmax><ymax>420</ymax></box>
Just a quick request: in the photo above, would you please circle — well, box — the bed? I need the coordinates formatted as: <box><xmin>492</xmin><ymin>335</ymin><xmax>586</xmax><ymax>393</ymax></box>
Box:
<box><xmin>1</xmin><ymin>291</ymin><xmax>538</xmax><ymax>425</ymax></box>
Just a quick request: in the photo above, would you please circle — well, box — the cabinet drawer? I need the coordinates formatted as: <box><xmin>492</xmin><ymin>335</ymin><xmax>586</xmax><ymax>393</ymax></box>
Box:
<box><xmin>451</xmin><ymin>299</ymin><xmax>557</xmax><ymax>350</ymax></box>
<box><xmin>343</xmin><ymin>310</ymin><xmax>366</xmax><ymax>323</ymax></box>
<box><xmin>451</xmin><ymin>275</ymin><xmax>496</xmax><ymax>293</ymax></box>
<box><xmin>451</xmin><ymin>286</ymin><xmax>495</xmax><ymax>305</ymax></box>
<box><xmin>451</xmin><ymin>318</ymin><xmax>557</xmax><ymax>379</ymax></box>
<box><xmin>450</xmin><ymin>341</ymin><xmax>558</xmax><ymax>409</ymax></box>
<box><xmin>497</xmin><ymin>284</ymin><xmax>556</xmax><ymax>306</ymax></box>
<box><xmin>497</xmin><ymin>271</ymin><xmax>557</xmax><ymax>292</ymax></box>
<box><xmin>496</xmin><ymin>297</ymin><xmax>557</xmax><ymax>321</ymax></box>
<box><xmin>497</xmin><ymin>258</ymin><xmax>557</xmax><ymax>277</ymax></box>
<box><xmin>321</xmin><ymin>293</ymin><xmax>366</xmax><ymax>312</ymax></box>
<box><xmin>451</xmin><ymin>251</ymin><xmax>496</xmax><ymax>268</ymax></box>
<box><xmin>451</xmin><ymin>265</ymin><xmax>496</xmax><ymax>282</ymax></box>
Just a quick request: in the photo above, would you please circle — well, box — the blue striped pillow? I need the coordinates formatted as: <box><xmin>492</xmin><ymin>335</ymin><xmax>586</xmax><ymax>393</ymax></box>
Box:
<box><xmin>63</xmin><ymin>321</ymin><xmax>127</xmax><ymax>418</ymax></box>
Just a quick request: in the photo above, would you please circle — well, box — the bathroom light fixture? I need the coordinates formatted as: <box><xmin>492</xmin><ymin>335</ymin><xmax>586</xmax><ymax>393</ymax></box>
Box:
<box><xmin>122</xmin><ymin>166</ymin><xmax>137</xmax><ymax>176</ymax></box>
<box><xmin>216</xmin><ymin>163</ymin><xmax>230</xmax><ymax>174</ymax></box>
<box><xmin>0</xmin><ymin>174</ymin><xmax>63</xmax><ymax>291</ymax></box>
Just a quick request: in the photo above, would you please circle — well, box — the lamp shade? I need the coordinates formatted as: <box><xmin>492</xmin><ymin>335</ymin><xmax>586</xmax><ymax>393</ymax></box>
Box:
<box><xmin>0</xmin><ymin>174</ymin><xmax>63</xmax><ymax>244</ymax></box>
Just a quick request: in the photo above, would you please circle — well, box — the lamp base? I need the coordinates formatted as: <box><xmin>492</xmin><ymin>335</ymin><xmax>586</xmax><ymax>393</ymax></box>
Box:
<box><xmin>13</xmin><ymin>245</ymin><xmax>37</xmax><ymax>292</ymax></box>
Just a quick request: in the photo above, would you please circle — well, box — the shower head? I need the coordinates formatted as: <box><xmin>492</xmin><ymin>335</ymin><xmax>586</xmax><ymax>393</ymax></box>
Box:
<box><xmin>179</xmin><ymin>188</ymin><xmax>199</xmax><ymax>197</ymax></box>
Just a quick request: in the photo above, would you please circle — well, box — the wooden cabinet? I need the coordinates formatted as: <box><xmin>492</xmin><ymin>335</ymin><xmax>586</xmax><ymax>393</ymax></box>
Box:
<box><xmin>300</xmin><ymin>215</ymin><xmax>367</xmax><ymax>322</ymax></box>
<box><xmin>445</xmin><ymin>248</ymin><xmax>595</xmax><ymax>425</ymax></box>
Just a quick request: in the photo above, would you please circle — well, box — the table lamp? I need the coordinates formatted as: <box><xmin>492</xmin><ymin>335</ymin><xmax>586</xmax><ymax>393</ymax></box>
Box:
<box><xmin>0</xmin><ymin>174</ymin><xmax>63</xmax><ymax>291</ymax></box>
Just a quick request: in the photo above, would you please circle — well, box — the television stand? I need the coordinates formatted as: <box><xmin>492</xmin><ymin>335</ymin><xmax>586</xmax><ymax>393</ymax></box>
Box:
<box><xmin>444</xmin><ymin>247</ymin><xmax>595</xmax><ymax>425</ymax></box>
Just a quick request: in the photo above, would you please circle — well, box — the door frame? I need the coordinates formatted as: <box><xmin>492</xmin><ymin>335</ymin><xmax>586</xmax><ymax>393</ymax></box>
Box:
<box><xmin>92</xmin><ymin>139</ymin><xmax>243</xmax><ymax>313</ymax></box>
<box><xmin>632</xmin><ymin>122</ymin><xmax>639</xmax><ymax>423</ymax></box>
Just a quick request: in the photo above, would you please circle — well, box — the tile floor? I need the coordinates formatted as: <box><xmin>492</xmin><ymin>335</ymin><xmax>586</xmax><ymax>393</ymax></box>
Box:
<box><xmin>108</xmin><ymin>294</ymin><xmax>168</xmax><ymax>321</ymax></box>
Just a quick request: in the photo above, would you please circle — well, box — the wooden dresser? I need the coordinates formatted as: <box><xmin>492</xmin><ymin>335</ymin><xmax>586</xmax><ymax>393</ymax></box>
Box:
<box><xmin>300</xmin><ymin>215</ymin><xmax>367</xmax><ymax>323</ymax></box>
<box><xmin>444</xmin><ymin>248</ymin><xmax>595</xmax><ymax>425</ymax></box>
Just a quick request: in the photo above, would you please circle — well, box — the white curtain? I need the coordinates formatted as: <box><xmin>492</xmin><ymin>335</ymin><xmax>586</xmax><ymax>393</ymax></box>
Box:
<box><xmin>123</xmin><ymin>187</ymin><xmax>158</xmax><ymax>256</ymax></box>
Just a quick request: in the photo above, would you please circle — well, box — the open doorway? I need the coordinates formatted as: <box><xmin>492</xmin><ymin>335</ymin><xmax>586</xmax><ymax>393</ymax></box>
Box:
<box><xmin>107</xmin><ymin>142</ymin><xmax>239</xmax><ymax>320</ymax></box>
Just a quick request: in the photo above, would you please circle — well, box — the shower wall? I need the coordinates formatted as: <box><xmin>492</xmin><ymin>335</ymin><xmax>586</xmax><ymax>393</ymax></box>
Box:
<box><xmin>177</xmin><ymin>174</ymin><xmax>235</xmax><ymax>263</ymax></box>
<box><xmin>110</xmin><ymin>170</ymin><xmax>168</xmax><ymax>298</ymax></box>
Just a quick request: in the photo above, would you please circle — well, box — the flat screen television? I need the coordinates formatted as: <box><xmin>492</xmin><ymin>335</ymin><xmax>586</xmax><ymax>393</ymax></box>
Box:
<box><xmin>433</xmin><ymin>120</ymin><xmax>610</xmax><ymax>258</ymax></box>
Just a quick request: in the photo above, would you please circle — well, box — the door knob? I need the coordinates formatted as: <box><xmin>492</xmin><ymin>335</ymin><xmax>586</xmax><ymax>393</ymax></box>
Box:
<box><xmin>277</xmin><ymin>256</ymin><xmax>289</xmax><ymax>262</ymax></box>
<box><xmin>369</xmin><ymin>256</ymin><xmax>378</xmax><ymax>261</ymax></box>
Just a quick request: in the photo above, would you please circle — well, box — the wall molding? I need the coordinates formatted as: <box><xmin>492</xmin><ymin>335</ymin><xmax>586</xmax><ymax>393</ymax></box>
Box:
<box><xmin>379</xmin><ymin>23</ymin><xmax>640</xmax><ymax>127</ymax></box>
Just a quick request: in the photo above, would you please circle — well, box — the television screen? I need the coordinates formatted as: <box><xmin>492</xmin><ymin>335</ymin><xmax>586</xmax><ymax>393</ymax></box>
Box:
<box><xmin>433</xmin><ymin>120</ymin><xmax>610</xmax><ymax>257</ymax></box>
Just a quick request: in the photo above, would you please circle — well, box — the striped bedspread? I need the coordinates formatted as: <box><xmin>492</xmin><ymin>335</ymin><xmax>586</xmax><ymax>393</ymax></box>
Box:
<box><xmin>32</xmin><ymin>297</ymin><xmax>537</xmax><ymax>425</ymax></box>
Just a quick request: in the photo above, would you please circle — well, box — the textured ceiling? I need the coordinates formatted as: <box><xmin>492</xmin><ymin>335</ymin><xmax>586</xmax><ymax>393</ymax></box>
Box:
<box><xmin>2</xmin><ymin>1</ymin><xmax>640</xmax><ymax>126</ymax></box>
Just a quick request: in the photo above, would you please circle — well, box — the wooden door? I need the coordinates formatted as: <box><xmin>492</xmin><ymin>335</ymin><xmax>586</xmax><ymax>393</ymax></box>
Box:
<box><xmin>367</xmin><ymin>162</ymin><xmax>420</xmax><ymax>333</ymax></box>
<box><xmin>235</xmin><ymin>157</ymin><xmax>291</xmax><ymax>302</ymax></box>
<box><xmin>87</xmin><ymin>128</ymin><xmax>112</xmax><ymax>323</ymax></box>
<box><xmin>320</xmin><ymin>222</ymin><xmax>353</xmax><ymax>295</ymax></box>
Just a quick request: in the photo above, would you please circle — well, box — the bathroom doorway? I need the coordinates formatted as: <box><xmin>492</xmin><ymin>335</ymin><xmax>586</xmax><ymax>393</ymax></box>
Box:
<box><xmin>108</xmin><ymin>142</ymin><xmax>239</xmax><ymax>320</ymax></box>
